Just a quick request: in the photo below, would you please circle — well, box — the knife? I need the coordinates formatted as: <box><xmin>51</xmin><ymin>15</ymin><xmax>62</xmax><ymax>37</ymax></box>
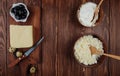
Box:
<box><xmin>8</xmin><ymin>36</ymin><xmax>44</xmax><ymax>68</ymax></box>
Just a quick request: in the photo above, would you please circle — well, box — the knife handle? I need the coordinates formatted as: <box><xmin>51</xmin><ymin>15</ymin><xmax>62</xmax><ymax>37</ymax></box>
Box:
<box><xmin>8</xmin><ymin>55</ymin><xmax>26</xmax><ymax>68</ymax></box>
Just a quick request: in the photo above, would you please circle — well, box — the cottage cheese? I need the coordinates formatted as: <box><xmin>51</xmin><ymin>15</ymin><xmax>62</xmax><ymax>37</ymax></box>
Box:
<box><xmin>74</xmin><ymin>35</ymin><xmax>104</xmax><ymax>65</ymax></box>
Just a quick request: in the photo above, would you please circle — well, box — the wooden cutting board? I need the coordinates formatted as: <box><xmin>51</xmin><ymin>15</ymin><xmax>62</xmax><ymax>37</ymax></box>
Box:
<box><xmin>8</xmin><ymin>6</ymin><xmax>41</xmax><ymax>72</ymax></box>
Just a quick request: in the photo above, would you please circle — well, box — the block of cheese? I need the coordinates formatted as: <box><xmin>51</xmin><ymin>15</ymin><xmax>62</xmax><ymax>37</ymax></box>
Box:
<box><xmin>10</xmin><ymin>25</ymin><xmax>33</xmax><ymax>48</ymax></box>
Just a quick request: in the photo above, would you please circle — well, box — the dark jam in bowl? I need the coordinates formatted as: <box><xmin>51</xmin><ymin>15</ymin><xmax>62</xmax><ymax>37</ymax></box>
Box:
<box><xmin>10</xmin><ymin>3</ymin><xmax>29</xmax><ymax>22</ymax></box>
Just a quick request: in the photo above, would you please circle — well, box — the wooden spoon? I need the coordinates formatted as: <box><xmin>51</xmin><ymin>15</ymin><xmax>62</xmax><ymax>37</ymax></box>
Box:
<box><xmin>91</xmin><ymin>0</ymin><xmax>104</xmax><ymax>22</ymax></box>
<box><xmin>90</xmin><ymin>46</ymin><xmax>120</xmax><ymax>60</ymax></box>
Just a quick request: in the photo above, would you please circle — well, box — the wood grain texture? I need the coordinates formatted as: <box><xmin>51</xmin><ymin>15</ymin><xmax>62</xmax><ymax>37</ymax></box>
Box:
<box><xmin>57</xmin><ymin>0</ymin><xmax>84</xmax><ymax>76</ymax></box>
<box><xmin>0</xmin><ymin>0</ymin><xmax>120</xmax><ymax>76</ymax></box>
<box><xmin>0</xmin><ymin>0</ymin><xmax>7</xmax><ymax>76</ymax></box>
<box><xmin>109</xmin><ymin>0</ymin><xmax>120</xmax><ymax>76</ymax></box>
<box><xmin>41</xmin><ymin>0</ymin><xmax>57</xmax><ymax>76</ymax></box>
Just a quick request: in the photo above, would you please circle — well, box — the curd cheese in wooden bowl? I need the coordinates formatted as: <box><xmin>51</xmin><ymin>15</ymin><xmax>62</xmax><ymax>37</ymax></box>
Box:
<box><xmin>74</xmin><ymin>34</ymin><xmax>106</xmax><ymax>67</ymax></box>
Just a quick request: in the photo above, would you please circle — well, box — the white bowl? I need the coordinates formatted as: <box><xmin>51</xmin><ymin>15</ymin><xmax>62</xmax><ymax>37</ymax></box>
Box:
<box><xmin>10</xmin><ymin>3</ymin><xmax>30</xmax><ymax>22</ymax></box>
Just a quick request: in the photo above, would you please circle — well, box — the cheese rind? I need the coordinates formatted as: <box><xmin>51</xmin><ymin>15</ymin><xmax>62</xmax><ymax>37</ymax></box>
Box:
<box><xmin>10</xmin><ymin>25</ymin><xmax>33</xmax><ymax>48</ymax></box>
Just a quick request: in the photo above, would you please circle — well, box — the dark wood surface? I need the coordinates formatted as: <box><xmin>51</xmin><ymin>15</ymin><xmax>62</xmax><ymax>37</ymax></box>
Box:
<box><xmin>0</xmin><ymin>0</ymin><xmax>120</xmax><ymax>76</ymax></box>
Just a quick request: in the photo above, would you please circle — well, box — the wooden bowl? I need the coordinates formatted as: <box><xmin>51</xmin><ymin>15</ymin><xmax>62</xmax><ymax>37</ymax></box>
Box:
<box><xmin>77</xmin><ymin>3</ymin><xmax>104</xmax><ymax>27</ymax></box>
<box><xmin>73</xmin><ymin>34</ymin><xmax>107</xmax><ymax>68</ymax></box>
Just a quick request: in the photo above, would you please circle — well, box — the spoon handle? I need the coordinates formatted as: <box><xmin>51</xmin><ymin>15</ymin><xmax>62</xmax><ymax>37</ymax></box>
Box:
<box><xmin>91</xmin><ymin>0</ymin><xmax>104</xmax><ymax>22</ymax></box>
<box><xmin>97</xmin><ymin>0</ymin><xmax>104</xmax><ymax>9</ymax></box>
<box><xmin>103</xmin><ymin>53</ymin><xmax>120</xmax><ymax>60</ymax></box>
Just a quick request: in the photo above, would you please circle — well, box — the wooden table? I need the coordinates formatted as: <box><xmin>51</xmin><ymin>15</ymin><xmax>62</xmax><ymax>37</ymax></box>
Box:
<box><xmin>0</xmin><ymin>0</ymin><xmax>120</xmax><ymax>76</ymax></box>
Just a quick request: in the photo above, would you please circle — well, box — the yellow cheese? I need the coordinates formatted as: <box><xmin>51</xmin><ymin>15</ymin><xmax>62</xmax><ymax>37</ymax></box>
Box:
<box><xmin>10</xmin><ymin>25</ymin><xmax>33</xmax><ymax>48</ymax></box>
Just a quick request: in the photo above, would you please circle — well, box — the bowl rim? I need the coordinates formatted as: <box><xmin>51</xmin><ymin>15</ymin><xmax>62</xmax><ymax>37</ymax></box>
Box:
<box><xmin>73</xmin><ymin>33</ymin><xmax>107</xmax><ymax>68</ymax></box>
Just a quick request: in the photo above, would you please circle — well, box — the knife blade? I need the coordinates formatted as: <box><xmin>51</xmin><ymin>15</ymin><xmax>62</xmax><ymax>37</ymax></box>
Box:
<box><xmin>8</xmin><ymin>36</ymin><xmax>44</xmax><ymax>68</ymax></box>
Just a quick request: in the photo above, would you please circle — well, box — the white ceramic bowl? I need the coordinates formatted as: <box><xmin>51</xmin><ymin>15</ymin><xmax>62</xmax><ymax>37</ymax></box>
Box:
<box><xmin>10</xmin><ymin>3</ymin><xmax>30</xmax><ymax>22</ymax></box>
